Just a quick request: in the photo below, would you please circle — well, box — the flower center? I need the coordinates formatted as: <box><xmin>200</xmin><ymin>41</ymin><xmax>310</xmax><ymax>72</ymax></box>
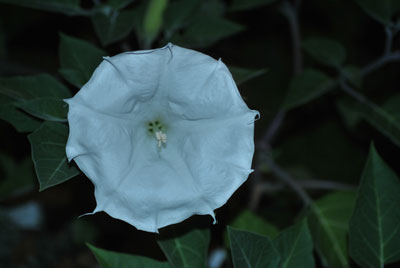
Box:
<box><xmin>147</xmin><ymin>120</ymin><xmax>167</xmax><ymax>149</ymax></box>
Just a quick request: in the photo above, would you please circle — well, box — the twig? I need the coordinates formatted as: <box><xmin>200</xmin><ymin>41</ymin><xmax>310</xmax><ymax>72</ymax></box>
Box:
<box><xmin>280</xmin><ymin>1</ymin><xmax>303</xmax><ymax>75</ymax></box>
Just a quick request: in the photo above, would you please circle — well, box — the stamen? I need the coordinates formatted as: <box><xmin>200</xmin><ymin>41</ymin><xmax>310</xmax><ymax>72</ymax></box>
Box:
<box><xmin>155</xmin><ymin>130</ymin><xmax>167</xmax><ymax>149</ymax></box>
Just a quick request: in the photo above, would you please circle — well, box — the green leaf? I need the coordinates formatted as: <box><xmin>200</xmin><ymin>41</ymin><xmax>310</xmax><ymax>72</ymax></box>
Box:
<box><xmin>16</xmin><ymin>97</ymin><xmax>68</xmax><ymax>122</ymax></box>
<box><xmin>342</xmin><ymin>65</ymin><xmax>362</xmax><ymax>88</ymax></box>
<box><xmin>158</xmin><ymin>227</ymin><xmax>210</xmax><ymax>268</ymax></box>
<box><xmin>142</xmin><ymin>0</ymin><xmax>168</xmax><ymax>47</ymax></box>
<box><xmin>283</xmin><ymin>69</ymin><xmax>334</xmax><ymax>110</ymax></box>
<box><xmin>28</xmin><ymin>122</ymin><xmax>80</xmax><ymax>191</ymax></box>
<box><xmin>0</xmin><ymin>156</ymin><xmax>35</xmax><ymax>200</ymax></box>
<box><xmin>349</xmin><ymin>144</ymin><xmax>400</xmax><ymax>267</ymax></box>
<box><xmin>91</xmin><ymin>7</ymin><xmax>137</xmax><ymax>46</ymax></box>
<box><xmin>88</xmin><ymin>243</ymin><xmax>171</xmax><ymax>268</ymax></box>
<box><xmin>59</xmin><ymin>33</ymin><xmax>106</xmax><ymax>88</ymax></box>
<box><xmin>228</xmin><ymin>226</ymin><xmax>280</xmax><ymax>268</ymax></box>
<box><xmin>162</xmin><ymin>0</ymin><xmax>201</xmax><ymax>39</ymax></box>
<box><xmin>273</xmin><ymin>220</ymin><xmax>315</xmax><ymax>268</ymax></box>
<box><xmin>229</xmin><ymin>66</ymin><xmax>268</xmax><ymax>86</ymax></box>
<box><xmin>382</xmin><ymin>94</ymin><xmax>400</xmax><ymax>122</ymax></box>
<box><xmin>0</xmin><ymin>102</ymin><xmax>41</xmax><ymax>132</ymax></box>
<box><xmin>230</xmin><ymin>0</ymin><xmax>278</xmax><ymax>11</ymax></box>
<box><xmin>340</xmin><ymin>97</ymin><xmax>400</xmax><ymax>148</ymax></box>
<box><xmin>0</xmin><ymin>74</ymin><xmax>71</xmax><ymax>101</ymax></box>
<box><xmin>354</xmin><ymin>0</ymin><xmax>400</xmax><ymax>25</ymax></box>
<box><xmin>302</xmin><ymin>37</ymin><xmax>346</xmax><ymax>67</ymax></box>
<box><xmin>171</xmin><ymin>16</ymin><xmax>244</xmax><ymax>48</ymax></box>
<box><xmin>230</xmin><ymin>210</ymin><xmax>278</xmax><ymax>239</ymax></box>
<box><xmin>308</xmin><ymin>191</ymin><xmax>356</xmax><ymax>268</ymax></box>
<box><xmin>0</xmin><ymin>0</ymin><xmax>88</xmax><ymax>16</ymax></box>
<box><xmin>105</xmin><ymin>0</ymin><xmax>134</xmax><ymax>10</ymax></box>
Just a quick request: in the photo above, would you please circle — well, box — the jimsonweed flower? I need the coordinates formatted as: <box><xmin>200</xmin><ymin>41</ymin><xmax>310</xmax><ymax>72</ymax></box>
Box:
<box><xmin>65</xmin><ymin>43</ymin><xmax>258</xmax><ymax>233</ymax></box>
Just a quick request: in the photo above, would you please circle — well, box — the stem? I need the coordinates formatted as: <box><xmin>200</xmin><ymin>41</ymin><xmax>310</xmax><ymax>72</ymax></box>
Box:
<box><xmin>280</xmin><ymin>1</ymin><xmax>303</xmax><ymax>75</ymax></box>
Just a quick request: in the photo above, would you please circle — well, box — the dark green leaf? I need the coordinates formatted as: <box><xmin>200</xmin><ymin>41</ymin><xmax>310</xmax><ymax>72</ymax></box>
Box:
<box><xmin>142</xmin><ymin>0</ymin><xmax>168</xmax><ymax>47</ymax></box>
<box><xmin>342</xmin><ymin>65</ymin><xmax>363</xmax><ymax>88</ymax></box>
<box><xmin>230</xmin><ymin>0</ymin><xmax>278</xmax><ymax>11</ymax></box>
<box><xmin>274</xmin><ymin>220</ymin><xmax>315</xmax><ymax>268</ymax></box>
<box><xmin>229</xmin><ymin>66</ymin><xmax>268</xmax><ymax>86</ymax></box>
<box><xmin>283</xmin><ymin>69</ymin><xmax>334</xmax><ymax>110</ymax></box>
<box><xmin>339</xmin><ymin>97</ymin><xmax>400</xmax><ymax>148</ymax></box>
<box><xmin>383</xmin><ymin>94</ymin><xmax>400</xmax><ymax>122</ymax></box>
<box><xmin>91</xmin><ymin>7</ymin><xmax>137</xmax><ymax>46</ymax></box>
<box><xmin>354</xmin><ymin>0</ymin><xmax>398</xmax><ymax>25</ymax></box>
<box><xmin>308</xmin><ymin>191</ymin><xmax>356</xmax><ymax>268</ymax></box>
<box><xmin>28</xmin><ymin>121</ymin><xmax>80</xmax><ymax>191</ymax></box>
<box><xmin>228</xmin><ymin>226</ymin><xmax>280</xmax><ymax>268</ymax></box>
<box><xmin>105</xmin><ymin>0</ymin><xmax>134</xmax><ymax>10</ymax></box>
<box><xmin>302</xmin><ymin>37</ymin><xmax>346</xmax><ymax>67</ymax></box>
<box><xmin>0</xmin><ymin>0</ymin><xmax>88</xmax><ymax>16</ymax></box>
<box><xmin>158</xmin><ymin>227</ymin><xmax>210</xmax><ymax>268</ymax></box>
<box><xmin>0</xmin><ymin>156</ymin><xmax>35</xmax><ymax>200</ymax></box>
<box><xmin>230</xmin><ymin>210</ymin><xmax>279</xmax><ymax>239</ymax></box>
<box><xmin>59</xmin><ymin>33</ymin><xmax>106</xmax><ymax>88</ymax></box>
<box><xmin>88</xmin><ymin>243</ymin><xmax>171</xmax><ymax>268</ymax></box>
<box><xmin>349</xmin><ymin>144</ymin><xmax>400</xmax><ymax>267</ymax></box>
<box><xmin>0</xmin><ymin>101</ymin><xmax>41</xmax><ymax>132</ymax></box>
<box><xmin>0</xmin><ymin>74</ymin><xmax>71</xmax><ymax>101</ymax></box>
<box><xmin>163</xmin><ymin>0</ymin><xmax>201</xmax><ymax>38</ymax></box>
<box><xmin>171</xmin><ymin>16</ymin><xmax>244</xmax><ymax>47</ymax></box>
<box><xmin>16</xmin><ymin>97</ymin><xmax>68</xmax><ymax>122</ymax></box>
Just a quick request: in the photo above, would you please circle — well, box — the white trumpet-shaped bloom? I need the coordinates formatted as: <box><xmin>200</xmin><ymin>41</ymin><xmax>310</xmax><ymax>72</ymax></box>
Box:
<box><xmin>65</xmin><ymin>43</ymin><xmax>258</xmax><ymax>233</ymax></box>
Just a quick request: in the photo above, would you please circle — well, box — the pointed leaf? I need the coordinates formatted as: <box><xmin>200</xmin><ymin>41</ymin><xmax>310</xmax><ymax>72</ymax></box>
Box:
<box><xmin>230</xmin><ymin>0</ymin><xmax>278</xmax><ymax>11</ymax></box>
<box><xmin>16</xmin><ymin>97</ymin><xmax>68</xmax><ymax>122</ymax></box>
<box><xmin>340</xmin><ymin>97</ymin><xmax>400</xmax><ymax>148</ymax></box>
<box><xmin>0</xmin><ymin>102</ymin><xmax>41</xmax><ymax>132</ymax></box>
<box><xmin>283</xmin><ymin>69</ymin><xmax>334</xmax><ymax>110</ymax></box>
<box><xmin>91</xmin><ymin>7</ymin><xmax>137</xmax><ymax>46</ymax></box>
<box><xmin>88</xmin><ymin>243</ymin><xmax>171</xmax><ymax>268</ymax></box>
<box><xmin>142</xmin><ymin>0</ymin><xmax>168</xmax><ymax>47</ymax></box>
<box><xmin>28</xmin><ymin>122</ymin><xmax>80</xmax><ymax>191</ymax></box>
<box><xmin>349</xmin><ymin>144</ymin><xmax>400</xmax><ymax>267</ymax></box>
<box><xmin>302</xmin><ymin>37</ymin><xmax>346</xmax><ymax>67</ymax></box>
<box><xmin>0</xmin><ymin>74</ymin><xmax>71</xmax><ymax>101</ymax></box>
<box><xmin>229</xmin><ymin>66</ymin><xmax>268</xmax><ymax>86</ymax></box>
<box><xmin>354</xmin><ymin>0</ymin><xmax>400</xmax><ymax>26</ymax></box>
<box><xmin>228</xmin><ymin>226</ymin><xmax>280</xmax><ymax>268</ymax></box>
<box><xmin>158</xmin><ymin>227</ymin><xmax>210</xmax><ymax>268</ymax></box>
<box><xmin>59</xmin><ymin>33</ymin><xmax>106</xmax><ymax>88</ymax></box>
<box><xmin>308</xmin><ymin>191</ymin><xmax>356</xmax><ymax>268</ymax></box>
<box><xmin>0</xmin><ymin>0</ymin><xmax>88</xmax><ymax>16</ymax></box>
<box><xmin>273</xmin><ymin>220</ymin><xmax>315</xmax><ymax>268</ymax></box>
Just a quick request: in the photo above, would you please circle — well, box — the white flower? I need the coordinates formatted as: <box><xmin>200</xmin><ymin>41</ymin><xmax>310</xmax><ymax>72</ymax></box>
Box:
<box><xmin>65</xmin><ymin>43</ymin><xmax>258</xmax><ymax>233</ymax></box>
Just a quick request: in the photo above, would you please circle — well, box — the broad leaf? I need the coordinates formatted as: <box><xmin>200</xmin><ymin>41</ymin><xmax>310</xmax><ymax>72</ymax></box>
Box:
<box><xmin>88</xmin><ymin>243</ymin><xmax>171</xmax><ymax>268</ymax></box>
<box><xmin>230</xmin><ymin>0</ymin><xmax>278</xmax><ymax>11</ymax></box>
<box><xmin>228</xmin><ymin>226</ymin><xmax>280</xmax><ymax>268</ymax></box>
<box><xmin>59</xmin><ymin>33</ymin><xmax>106</xmax><ymax>88</ymax></box>
<box><xmin>16</xmin><ymin>97</ymin><xmax>68</xmax><ymax>122</ymax></box>
<box><xmin>28</xmin><ymin>122</ymin><xmax>80</xmax><ymax>191</ymax></box>
<box><xmin>342</xmin><ymin>65</ymin><xmax>362</xmax><ymax>88</ymax></box>
<box><xmin>0</xmin><ymin>156</ymin><xmax>35</xmax><ymax>200</ymax></box>
<box><xmin>163</xmin><ymin>0</ymin><xmax>202</xmax><ymax>38</ymax></box>
<box><xmin>0</xmin><ymin>102</ymin><xmax>41</xmax><ymax>132</ymax></box>
<box><xmin>0</xmin><ymin>74</ymin><xmax>71</xmax><ymax>101</ymax></box>
<box><xmin>171</xmin><ymin>16</ymin><xmax>244</xmax><ymax>48</ymax></box>
<box><xmin>283</xmin><ymin>69</ymin><xmax>334</xmax><ymax>110</ymax></box>
<box><xmin>0</xmin><ymin>0</ymin><xmax>88</xmax><ymax>16</ymax></box>
<box><xmin>158</xmin><ymin>227</ymin><xmax>210</xmax><ymax>268</ymax></box>
<box><xmin>302</xmin><ymin>37</ymin><xmax>346</xmax><ymax>67</ymax></box>
<box><xmin>354</xmin><ymin>0</ymin><xmax>400</xmax><ymax>26</ymax></box>
<box><xmin>91</xmin><ymin>7</ymin><xmax>137</xmax><ymax>46</ymax></box>
<box><xmin>274</xmin><ymin>220</ymin><xmax>315</xmax><ymax>268</ymax></box>
<box><xmin>229</xmin><ymin>66</ymin><xmax>268</xmax><ymax>86</ymax></box>
<box><xmin>308</xmin><ymin>191</ymin><xmax>356</xmax><ymax>268</ymax></box>
<box><xmin>339</xmin><ymin>97</ymin><xmax>400</xmax><ymax>148</ymax></box>
<box><xmin>230</xmin><ymin>210</ymin><xmax>279</xmax><ymax>238</ymax></box>
<box><xmin>349</xmin><ymin>144</ymin><xmax>400</xmax><ymax>267</ymax></box>
<box><xmin>142</xmin><ymin>0</ymin><xmax>168</xmax><ymax>47</ymax></box>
